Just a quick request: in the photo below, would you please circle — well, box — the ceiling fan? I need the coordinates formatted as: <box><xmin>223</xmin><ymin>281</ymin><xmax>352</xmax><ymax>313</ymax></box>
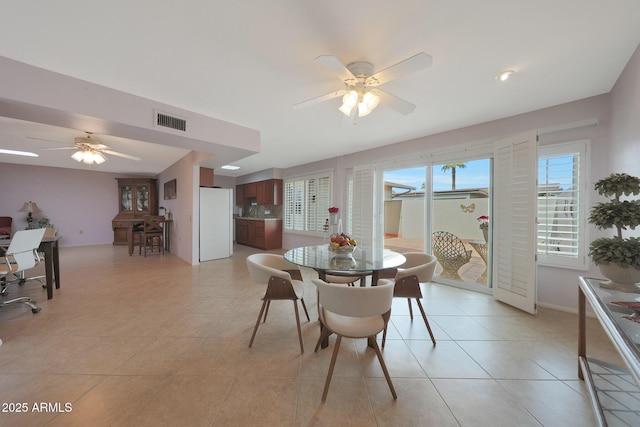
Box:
<box><xmin>293</xmin><ymin>52</ymin><xmax>432</xmax><ymax>119</ymax></box>
<box><xmin>32</xmin><ymin>132</ymin><xmax>141</xmax><ymax>165</ymax></box>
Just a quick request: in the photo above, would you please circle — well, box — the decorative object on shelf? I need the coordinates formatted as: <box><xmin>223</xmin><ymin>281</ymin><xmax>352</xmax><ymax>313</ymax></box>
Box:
<box><xmin>18</xmin><ymin>201</ymin><xmax>41</xmax><ymax>225</ymax></box>
<box><xmin>477</xmin><ymin>215</ymin><xmax>489</xmax><ymax>242</ymax></box>
<box><xmin>164</xmin><ymin>179</ymin><xmax>177</xmax><ymax>200</ymax></box>
<box><xmin>28</xmin><ymin>218</ymin><xmax>54</xmax><ymax>230</ymax></box>
<box><xmin>588</xmin><ymin>173</ymin><xmax>640</xmax><ymax>292</ymax></box>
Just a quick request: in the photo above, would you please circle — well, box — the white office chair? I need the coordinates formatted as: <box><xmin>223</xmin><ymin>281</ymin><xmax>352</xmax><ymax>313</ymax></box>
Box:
<box><xmin>0</xmin><ymin>228</ymin><xmax>46</xmax><ymax>313</ymax></box>
<box><xmin>312</xmin><ymin>278</ymin><xmax>397</xmax><ymax>402</ymax></box>
<box><xmin>382</xmin><ymin>252</ymin><xmax>438</xmax><ymax>347</ymax></box>
<box><xmin>246</xmin><ymin>253</ymin><xmax>310</xmax><ymax>353</ymax></box>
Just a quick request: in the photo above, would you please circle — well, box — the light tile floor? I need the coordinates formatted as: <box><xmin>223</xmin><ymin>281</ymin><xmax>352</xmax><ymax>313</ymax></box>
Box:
<box><xmin>0</xmin><ymin>244</ymin><xmax>626</xmax><ymax>426</ymax></box>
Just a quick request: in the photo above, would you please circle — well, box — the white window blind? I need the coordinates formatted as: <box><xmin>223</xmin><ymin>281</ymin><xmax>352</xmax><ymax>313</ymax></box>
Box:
<box><xmin>284</xmin><ymin>173</ymin><xmax>332</xmax><ymax>234</ymax></box>
<box><xmin>537</xmin><ymin>140</ymin><xmax>588</xmax><ymax>269</ymax></box>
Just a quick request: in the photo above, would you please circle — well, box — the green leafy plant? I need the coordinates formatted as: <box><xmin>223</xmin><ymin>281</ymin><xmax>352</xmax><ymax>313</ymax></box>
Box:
<box><xmin>588</xmin><ymin>173</ymin><xmax>640</xmax><ymax>269</ymax></box>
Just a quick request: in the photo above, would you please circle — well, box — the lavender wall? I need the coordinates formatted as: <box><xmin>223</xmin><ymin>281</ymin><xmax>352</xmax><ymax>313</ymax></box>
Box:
<box><xmin>610</xmin><ymin>44</ymin><xmax>640</xmax><ymax>178</ymax></box>
<box><xmin>0</xmin><ymin>163</ymin><xmax>133</xmax><ymax>246</ymax></box>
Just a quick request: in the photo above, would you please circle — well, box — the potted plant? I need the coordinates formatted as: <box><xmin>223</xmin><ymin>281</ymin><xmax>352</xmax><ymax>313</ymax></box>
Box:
<box><xmin>477</xmin><ymin>215</ymin><xmax>489</xmax><ymax>242</ymax></box>
<box><xmin>588</xmin><ymin>173</ymin><xmax>640</xmax><ymax>292</ymax></box>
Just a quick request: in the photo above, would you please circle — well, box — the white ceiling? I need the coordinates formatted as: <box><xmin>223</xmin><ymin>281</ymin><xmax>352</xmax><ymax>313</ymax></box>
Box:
<box><xmin>0</xmin><ymin>1</ymin><xmax>639</xmax><ymax>177</ymax></box>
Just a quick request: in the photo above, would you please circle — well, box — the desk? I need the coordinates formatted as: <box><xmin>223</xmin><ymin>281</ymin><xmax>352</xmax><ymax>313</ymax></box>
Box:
<box><xmin>40</xmin><ymin>236</ymin><xmax>61</xmax><ymax>299</ymax></box>
<box><xmin>1</xmin><ymin>236</ymin><xmax>60</xmax><ymax>300</ymax></box>
<box><xmin>578</xmin><ymin>276</ymin><xmax>640</xmax><ymax>425</ymax></box>
<box><xmin>283</xmin><ymin>245</ymin><xmax>406</xmax><ymax>286</ymax></box>
<box><xmin>127</xmin><ymin>219</ymin><xmax>173</xmax><ymax>256</ymax></box>
<box><xmin>469</xmin><ymin>240</ymin><xmax>489</xmax><ymax>285</ymax></box>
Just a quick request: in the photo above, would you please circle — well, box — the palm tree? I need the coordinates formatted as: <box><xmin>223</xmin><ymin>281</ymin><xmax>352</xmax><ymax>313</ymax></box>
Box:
<box><xmin>441</xmin><ymin>163</ymin><xmax>467</xmax><ymax>190</ymax></box>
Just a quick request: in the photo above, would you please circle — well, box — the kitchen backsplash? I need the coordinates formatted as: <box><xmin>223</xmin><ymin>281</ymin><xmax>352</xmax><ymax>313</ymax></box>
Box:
<box><xmin>242</xmin><ymin>204</ymin><xmax>282</xmax><ymax>219</ymax></box>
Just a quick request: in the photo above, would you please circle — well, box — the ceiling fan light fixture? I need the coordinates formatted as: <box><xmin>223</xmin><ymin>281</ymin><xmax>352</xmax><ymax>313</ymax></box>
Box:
<box><xmin>339</xmin><ymin>90</ymin><xmax>359</xmax><ymax>116</ymax></box>
<box><xmin>495</xmin><ymin>70</ymin><xmax>514</xmax><ymax>82</ymax></box>
<box><xmin>71</xmin><ymin>150</ymin><xmax>85</xmax><ymax>162</ymax></box>
<box><xmin>357</xmin><ymin>90</ymin><xmax>380</xmax><ymax>117</ymax></box>
<box><xmin>72</xmin><ymin>148</ymin><xmax>106</xmax><ymax>165</ymax></box>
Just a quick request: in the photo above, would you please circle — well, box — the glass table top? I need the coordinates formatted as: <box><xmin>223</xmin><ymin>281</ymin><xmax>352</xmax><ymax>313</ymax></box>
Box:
<box><xmin>283</xmin><ymin>245</ymin><xmax>406</xmax><ymax>273</ymax></box>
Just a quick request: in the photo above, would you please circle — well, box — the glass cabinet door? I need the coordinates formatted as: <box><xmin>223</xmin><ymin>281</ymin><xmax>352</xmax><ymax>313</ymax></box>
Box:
<box><xmin>136</xmin><ymin>185</ymin><xmax>149</xmax><ymax>213</ymax></box>
<box><xmin>120</xmin><ymin>185</ymin><xmax>133</xmax><ymax>212</ymax></box>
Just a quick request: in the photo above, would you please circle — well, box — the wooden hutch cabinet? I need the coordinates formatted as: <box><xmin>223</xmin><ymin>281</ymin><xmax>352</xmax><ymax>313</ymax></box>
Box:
<box><xmin>112</xmin><ymin>178</ymin><xmax>158</xmax><ymax>245</ymax></box>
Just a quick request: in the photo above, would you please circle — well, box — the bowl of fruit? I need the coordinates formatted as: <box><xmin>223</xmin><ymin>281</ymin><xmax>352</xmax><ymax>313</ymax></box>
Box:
<box><xmin>329</xmin><ymin>233</ymin><xmax>357</xmax><ymax>257</ymax></box>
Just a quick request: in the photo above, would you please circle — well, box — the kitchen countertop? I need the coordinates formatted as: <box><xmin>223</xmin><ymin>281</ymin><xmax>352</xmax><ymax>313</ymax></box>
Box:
<box><xmin>235</xmin><ymin>217</ymin><xmax>281</xmax><ymax>221</ymax></box>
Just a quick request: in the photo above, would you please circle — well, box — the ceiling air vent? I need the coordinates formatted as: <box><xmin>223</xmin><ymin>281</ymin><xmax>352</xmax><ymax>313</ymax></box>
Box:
<box><xmin>155</xmin><ymin>111</ymin><xmax>186</xmax><ymax>132</ymax></box>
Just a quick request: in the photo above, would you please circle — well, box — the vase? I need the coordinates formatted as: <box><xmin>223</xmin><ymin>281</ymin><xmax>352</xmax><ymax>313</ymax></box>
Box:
<box><xmin>482</xmin><ymin>228</ymin><xmax>489</xmax><ymax>242</ymax></box>
<box><xmin>598</xmin><ymin>263</ymin><xmax>640</xmax><ymax>293</ymax></box>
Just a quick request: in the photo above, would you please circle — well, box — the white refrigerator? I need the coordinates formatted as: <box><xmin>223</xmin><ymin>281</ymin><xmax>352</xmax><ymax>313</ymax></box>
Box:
<box><xmin>199</xmin><ymin>187</ymin><xmax>233</xmax><ymax>261</ymax></box>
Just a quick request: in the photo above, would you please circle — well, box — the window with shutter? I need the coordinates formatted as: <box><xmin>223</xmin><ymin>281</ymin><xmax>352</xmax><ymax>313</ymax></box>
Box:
<box><xmin>537</xmin><ymin>140</ymin><xmax>588</xmax><ymax>269</ymax></box>
<box><xmin>284</xmin><ymin>172</ymin><xmax>332</xmax><ymax>234</ymax></box>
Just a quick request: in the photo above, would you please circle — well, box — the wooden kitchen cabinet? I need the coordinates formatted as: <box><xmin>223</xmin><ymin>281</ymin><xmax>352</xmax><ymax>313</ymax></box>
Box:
<box><xmin>245</xmin><ymin>182</ymin><xmax>257</xmax><ymax>198</ymax></box>
<box><xmin>200</xmin><ymin>167</ymin><xmax>214</xmax><ymax>187</ymax></box>
<box><xmin>236</xmin><ymin>179</ymin><xmax>283</xmax><ymax>206</ymax></box>
<box><xmin>112</xmin><ymin>178</ymin><xmax>158</xmax><ymax>245</ymax></box>
<box><xmin>235</xmin><ymin>219</ymin><xmax>248</xmax><ymax>245</ymax></box>
<box><xmin>256</xmin><ymin>180</ymin><xmax>267</xmax><ymax>204</ymax></box>
<box><xmin>235</xmin><ymin>184</ymin><xmax>245</xmax><ymax>206</ymax></box>
<box><xmin>235</xmin><ymin>219</ymin><xmax>282</xmax><ymax>250</ymax></box>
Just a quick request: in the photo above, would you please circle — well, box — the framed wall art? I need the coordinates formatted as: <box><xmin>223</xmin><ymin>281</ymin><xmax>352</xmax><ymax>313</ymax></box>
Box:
<box><xmin>164</xmin><ymin>179</ymin><xmax>177</xmax><ymax>200</ymax></box>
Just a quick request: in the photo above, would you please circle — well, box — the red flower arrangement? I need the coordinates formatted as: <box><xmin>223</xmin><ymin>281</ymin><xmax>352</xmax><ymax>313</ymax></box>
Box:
<box><xmin>477</xmin><ymin>215</ymin><xmax>489</xmax><ymax>230</ymax></box>
<box><xmin>328</xmin><ymin>207</ymin><xmax>339</xmax><ymax>214</ymax></box>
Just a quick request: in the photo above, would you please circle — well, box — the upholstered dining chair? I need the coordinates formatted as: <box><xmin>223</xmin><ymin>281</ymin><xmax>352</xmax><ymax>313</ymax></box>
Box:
<box><xmin>246</xmin><ymin>253</ymin><xmax>310</xmax><ymax>353</ymax></box>
<box><xmin>381</xmin><ymin>252</ymin><xmax>438</xmax><ymax>347</ymax></box>
<box><xmin>431</xmin><ymin>231</ymin><xmax>472</xmax><ymax>281</ymax></box>
<box><xmin>139</xmin><ymin>215</ymin><xmax>164</xmax><ymax>257</ymax></box>
<box><xmin>0</xmin><ymin>217</ymin><xmax>12</xmax><ymax>240</ymax></box>
<box><xmin>312</xmin><ymin>278</ymin><xmax>397</xmax><ymax>402</ymax></box>
<box><xmin>0</xmin><ymin>228</ymin><xmax>46</xmax><ymax>313</ymax></box>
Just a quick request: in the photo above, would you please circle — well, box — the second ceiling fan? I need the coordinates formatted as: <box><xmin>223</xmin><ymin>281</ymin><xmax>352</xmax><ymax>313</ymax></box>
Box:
<box><xmin>293</xmin><ymin>52</ymin><xmax>432</xmax><ymax>118</ymax></box>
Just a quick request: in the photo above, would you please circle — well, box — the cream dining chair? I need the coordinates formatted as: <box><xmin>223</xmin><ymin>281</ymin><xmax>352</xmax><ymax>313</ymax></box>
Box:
<box><xmin>382</xmin><ymin>252</ymin><xmax>438</xmax><ymax>347</ymax></box>
<box><xmin>246</xmin><ymin>253</ymin><xmax>310</xmax><ymax>353</ymax></box>
<box><xmin>312</xmin><ymin>278</ymin><xmax>397</xmax><ymax>402</ymax></box>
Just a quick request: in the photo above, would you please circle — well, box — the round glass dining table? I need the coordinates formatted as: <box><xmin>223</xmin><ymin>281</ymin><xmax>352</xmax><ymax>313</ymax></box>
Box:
<box><xmin>283</xmin><ymin>244</ymin><xmax>406</xmax><ymax>285</ymax></box>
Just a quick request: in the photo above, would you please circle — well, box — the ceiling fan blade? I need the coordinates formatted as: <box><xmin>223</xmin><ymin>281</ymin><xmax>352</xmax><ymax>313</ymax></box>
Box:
<box><xmin>102</xmin><ymin>150</ymin><xmax>141</xmax><ymax>161</ymax></box>
<box><xmin>315</xmin><ymin>55</ymin><xmax>356</xmax><ymax>83</ymax></box>
<box><xmin>377</xmin><ymin>90</ymin><xmax>416</xmax><ymax>115</ymax></box>
<box><xmin>292</xmin><ymin>89</ymin><xmax>347</xmax><ymax>110</ymax></box>
<box><xmin>40</xmin><ymin>146</ymin><xmax>76</xmax><ymax>151</ymax></box>
<box><xmin>366</xmin><ymin>52</ymin><xmax>432</xmax><ymax>87</ymax></box>
<box><xmin>27</xmin><ymin>136</ymin><xmax>67</xmax><ymax>145</ymax></box>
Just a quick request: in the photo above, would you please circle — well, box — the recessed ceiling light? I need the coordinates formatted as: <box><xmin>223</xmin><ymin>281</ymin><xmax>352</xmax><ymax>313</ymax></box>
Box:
<box><xmin>495</xmin><ymin>70</ymin><xmax>514</xmax><ymax>82</ymax></box>
<box><xmin>221</xmin><ymin>165</ymin><xmax>240</xmax><ymax>170</ymax></box>
<box><xmin>0</xmin><ymin>148</ymin><xmax>39</xmax><ymax>157</ymax></box>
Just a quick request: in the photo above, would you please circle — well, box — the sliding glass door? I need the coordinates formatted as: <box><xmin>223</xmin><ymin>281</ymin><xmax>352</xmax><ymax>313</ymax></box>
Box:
<box><xmin>431</xmin><ymin>159</ymin><xmax>491</xmax><ymax>289</ymax></box>
<box><xmin>377</xmin><ymin>156</ymin><xmax>492</xmax><ymax>291</ymax></box>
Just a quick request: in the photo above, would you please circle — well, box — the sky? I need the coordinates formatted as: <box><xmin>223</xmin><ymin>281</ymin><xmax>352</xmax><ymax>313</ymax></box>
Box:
<box><xmin>383</xmin><ymin>159</ymin><xmax>491</xmax><ymax>192</ymax></box>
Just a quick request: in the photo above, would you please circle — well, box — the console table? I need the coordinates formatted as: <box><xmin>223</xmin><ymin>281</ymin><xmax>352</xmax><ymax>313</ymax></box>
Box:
<box><xmin>578</xmin><ymin>276</ymin><xmax>640</xmax><ymax>426</ymax></box>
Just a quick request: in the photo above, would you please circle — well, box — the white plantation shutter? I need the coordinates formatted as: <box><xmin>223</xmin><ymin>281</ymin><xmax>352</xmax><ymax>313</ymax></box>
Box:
<box><xmin>537</xmin><ymin>141</ymin><xmax>587</xmax><ymax>269</ymax></box>
<box><xmin>284</xmin><ymin>172</ymin><xmax>332</xmax><ymax>233</ymax></box>
<box><xmin>493</xmin><ymin>131</ymin><xmax>538</xmax><ymax>314</ymax></box>
<box><xmin>351</xmin><ymin>165</ymin><xmax>376</xmax><ymax>247</ymax></box>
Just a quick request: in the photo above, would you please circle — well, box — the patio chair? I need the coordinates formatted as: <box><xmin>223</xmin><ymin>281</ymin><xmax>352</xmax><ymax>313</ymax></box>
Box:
<box><xmin>431</xmin><ymin>231</ymin><xmax>472</xmax><ymax>281</ymax></box>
